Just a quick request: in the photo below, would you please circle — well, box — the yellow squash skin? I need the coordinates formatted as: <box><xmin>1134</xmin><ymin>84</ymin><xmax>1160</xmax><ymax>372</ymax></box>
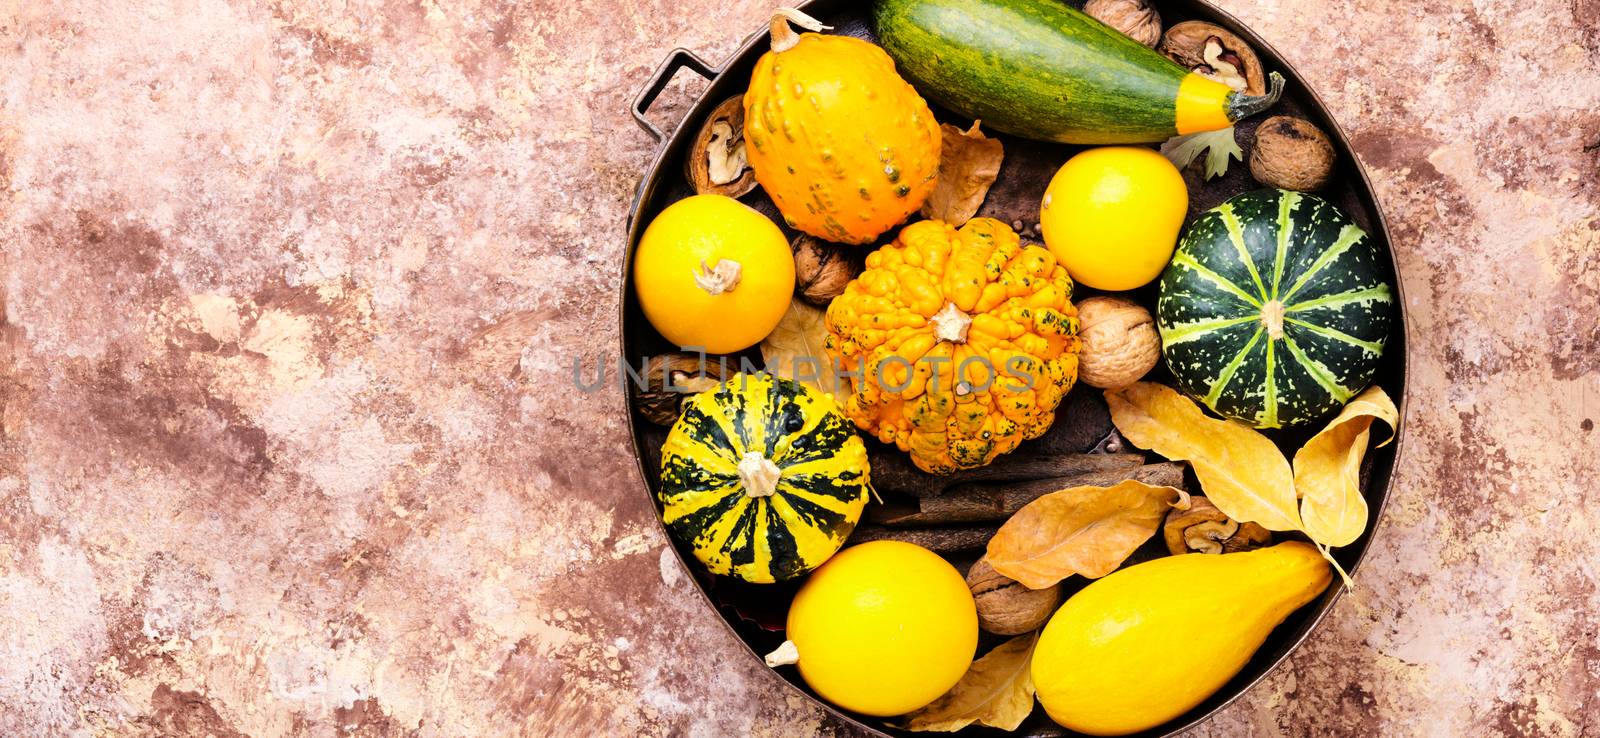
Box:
<box><xmin>743</xmin><ymin>32</ymin><xmax>941</xmax><ymax>245</ymax></box>
<box><xmin>633</xmin><ymin>195</ymin><xmax>794</xmax><ymax>354</ymax></box>
<box><xmin>825</xmin><ymin>219</ymin><xmax>1080</xmax><ymax>474</ymax></box>
<box><xmin>786</xmin><ymin>541</ymin><xmax>978</xmax><ymax>716</ymax></box>
<box><xmin>1033</xmin><ymin>542</ymin><xmax>1333</xmax><ymax>736</ymax></box>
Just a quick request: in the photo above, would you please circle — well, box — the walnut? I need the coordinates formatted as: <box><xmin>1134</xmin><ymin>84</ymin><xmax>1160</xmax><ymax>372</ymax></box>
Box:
<box><xmin>792</xmin><ymin>234</ymin><xmax>860</xmax><ymax>306</ymax></box>
<box><xmin>1075</xmin><ymin>296</ymin><xmax>1160</xmax><ymax>390</ymax></box>
<box><xmin>1162</xmin><ymin>496</ymin><xmax>1272</xmax><ymax>555</ymax></box>
<box><xmin>685</xmin><ymin>96</ymin><xmax>757</xmax><ymax>198</ymax></box>
<box><xmin>1250</xmin><ymin>116</ymin><xmax>1337</xmax><ymax>192</ymax></box>
<box><xmin>1159</xmin><ymin>21</ymin><xmax>1265</xmax><ymax>95</ymax></box>
<box><xmin>1083</xmin><ymin>0</ymin><xmax>1162</xmax><ymax>48</ymax></box>
<box><xmin>967</xmin><ymin>557</ymin><xmax>1061</xmax><ymax>635</ymax></box>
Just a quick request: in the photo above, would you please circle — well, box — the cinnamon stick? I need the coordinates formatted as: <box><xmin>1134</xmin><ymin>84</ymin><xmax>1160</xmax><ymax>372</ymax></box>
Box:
<box><xmin>868</xmin><ymin>462</ymin><xmax>1187</xmax><ymax>527</ymax></box>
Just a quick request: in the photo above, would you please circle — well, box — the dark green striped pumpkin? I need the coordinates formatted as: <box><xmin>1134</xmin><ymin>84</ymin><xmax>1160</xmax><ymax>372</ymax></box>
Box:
<box><xmin>1156</xmin><ymin>189</ymin><xmax>1393</xmax><ymax>428</ymax></box>
<box><xmin>659</xmin><ymin>373</ymin><xmax>870</xmax><ymax>583</ymax></box>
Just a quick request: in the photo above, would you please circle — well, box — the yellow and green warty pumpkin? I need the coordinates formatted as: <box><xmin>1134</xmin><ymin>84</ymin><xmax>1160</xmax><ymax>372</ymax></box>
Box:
<box><xmin>658</xmin><ymin>373</ymin><xmax>871</xmax><ymax>583</ymax></box>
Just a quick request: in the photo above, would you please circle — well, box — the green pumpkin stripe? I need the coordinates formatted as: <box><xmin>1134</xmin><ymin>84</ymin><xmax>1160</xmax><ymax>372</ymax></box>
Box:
<box><xmin>1271</xmin><ymin>191</ymin><xmax>1298</xmax><ymax>299</ymax></box>
<box><xmin>1160</xmin><ymin>314</ymin><xmax>1259</xmax><ymax>346</ymax></box>
<box><xmin>1170</xmin><ymin>251</ymin><xmax>1263</xmax><ymax>307</ymax></box>
<box><xmin>659</xmin><ymin>453</ymin><xmax>738</xmax><ymax>497</ymax></box>
<box><xmin>761</xmin><ymin>375</ymin><xmax>801</xmax><ymax>458</ymax></box>
<box><xmin>674</xmin><ymin>404</ymin><xmax>740</xmax><ymax>467</ymax></box>
<box><xmin>665</xmin><ymin>489</ymin><xmax>744</xmax><ymax>544</ymax></box>
<box><xmin>1262</xmin><ymin>335</ymin><xmax>1278</xmax><ymax>427</ymax></box>
<box><xmin>1281</xmin><ymin>224</ymin><xmax>1365</xmax><ymax>303</ymax></box>
<box><xmin>774</xmin><ymin>491</ymin><xmax>850</xmax><ymax>536</ymax></box>
<box><xmin>722</xmin><ymin>499</ymin><xmax>760</xmax><ymax>568</ymax></box>
<box><xmin>776</xmin><ymin>413</ymin><xmax>855</xmax><ymax>467</ymax></box>
<box><xmin>1203</xmin><ymin>326</ymin><xmax>1265</xmax><ymax>408</ymax></box>
<box><xmin>780</xmin><ymin>468</ymin><xmax>868</xmax><ymax>503</ymax></box>
<box><xmin>1286</xmin><ymin>284</ymin><xmax>1391</xmax><ymax>313</ymax></box>
<box><xmin>1285</xmin><ymin>317</ymin><xmax>1384</xmax><ymax>355</ymax></box>
<box><xmin>728</xmin><ymin>391</ymin><xmax>760</xmax><ymax>456</ymax></box>
<box><xmin>762</xmin><ymin>503</ymin><xmax>805</xmax><ymax>581</ymax></box>
<box><xmin>1219</xmin><ymin>202</ymin><xmax>1270</xmax><ymax>299</ymax></box>
<box><xmin>1281</xmin><ymin>332</ymin><xmax>1356</xmax><ymax>404</ymax></box>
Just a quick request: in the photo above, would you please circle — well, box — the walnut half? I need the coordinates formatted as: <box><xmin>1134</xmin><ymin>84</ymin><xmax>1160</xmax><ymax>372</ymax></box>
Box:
<box><xmin>685</xmin><ymin>96</ymin><xmax>758</xmax><ymax>198</ymax></box>
<box><xmin>1163</xmin><ymin>496</ymin><xmax>1272</xmax><ymax>555</ymax></box>
<box><xmin>1159</xmin><ymin>22</ymin><xmax>1265</xmax><ymax>95</ymax></box>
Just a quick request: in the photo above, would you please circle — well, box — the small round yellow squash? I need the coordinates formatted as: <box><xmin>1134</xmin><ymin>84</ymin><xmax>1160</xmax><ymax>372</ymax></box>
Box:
<box><xmin>771</xmin><ymin>541</ymin><xmax>978</xmax><ymax>716</ymax></box>
<box><xmin>633</xmin><ymin>194</ymin><xmax>793</xmax><ymax>354</ymax></box>
<box><xmin>743</xmin><ymin>9</ymin><xmax>941</xmax><ymax>245</ymax></box>
<box><xmin>1039</xmin><ymin>146</ymin><xmax>1188</xmax><ymax>291</ymax></box>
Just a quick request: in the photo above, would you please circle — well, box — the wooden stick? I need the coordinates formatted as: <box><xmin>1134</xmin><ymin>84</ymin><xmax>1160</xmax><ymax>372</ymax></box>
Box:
<box><xmin>868</xmin><ymin>448</ymin><xmax>1145</xmax><ymax>498</ymax></box>
<box><xmin>850</xmin><ymin>524</ymin><xmax>995</xmax><ymax>553</ymax></box>
<box><xmin>868</xmin><ymin>462</ymin><xmax>1187</xmax><ymax>527</ymax></box>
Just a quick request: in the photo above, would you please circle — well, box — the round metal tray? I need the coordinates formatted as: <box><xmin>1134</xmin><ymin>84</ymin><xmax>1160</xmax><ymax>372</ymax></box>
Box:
<box><xmin>620</xmin><ymin>2</ymin><xmax>1408</xmax><ymax>735</ymax></box>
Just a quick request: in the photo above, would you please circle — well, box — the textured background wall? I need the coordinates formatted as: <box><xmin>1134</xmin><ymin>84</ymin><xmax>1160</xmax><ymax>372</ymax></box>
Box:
<box><xmin>0</xmin><ymin>0</ymin><xmax>1596</xmax><ymax>735</ymax></box>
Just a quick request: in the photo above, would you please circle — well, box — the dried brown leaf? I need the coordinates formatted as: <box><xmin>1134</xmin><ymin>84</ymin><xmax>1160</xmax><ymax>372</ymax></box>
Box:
<box><xmin>985</xmin><ymin>479</ymin><xmax>1189</xmax><ymax>590</ymax></box>
<box><xmin>920</xmin><ymin>120</ymin><xmax>1004</xmax><ymax>227</ymax></box>
<box><xmin>1105</xmin><ymin>382</ymin><xmax>1302</xmax><ymax>532</ymax></box>
<box><xmin>900</xmin><ymin>632</ymin><xmax>1038</xmax><ymax>732</ymax></box>
<box><xmin>760</xmin><ymin>301</ymin><xmax>853</xmax><ymax>405</ymax></box>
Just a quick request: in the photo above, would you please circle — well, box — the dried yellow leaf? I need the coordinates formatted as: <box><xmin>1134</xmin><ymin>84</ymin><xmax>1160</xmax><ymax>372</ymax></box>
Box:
<box><xmin>920</xmin><ymin>120</ymin><xmax>1004</xmax><ymax>227</ymax></box>
<box><xmin>760</xmin><ymin>301</ymin><xmax>853</xmax><ymax>405</ymax></box>
<box><xmin>1294</xmin><ymin>386</ymin><xmax>1399</xmax><ymax>547</ymax></box>
<box><xmin>986</xmin><ymin>479</ymin><xmax>1189</xmax><ymax>590</ymax></box>
<box><xmin>900</xmin><ymin>632</ymin><xmax>1038</xmax><ymax>732</ymax></box>
<box><xmin>1105</xmin><ymin>382</ymin><xmax>1302</xmax><ymax>532</ymax></box>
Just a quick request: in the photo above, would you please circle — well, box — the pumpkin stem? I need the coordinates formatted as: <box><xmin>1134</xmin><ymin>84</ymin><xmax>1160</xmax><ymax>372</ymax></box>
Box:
<box><xmin>1260</xmin><ymin>299</ymin><xmax>1285</xmax><ymax>340</ymax></box>
<box><xmin>1227</xmin><ymin>71</ymin><xmax>1286</xmax><ymax>123</ymax></box>
<box><xmin>931</xmin><ymin>302</ymin><xmax>973</xmax><ymax>343</ymax></box>
<box><xmin>737</xmin><ymin>451</ymin><xmax>781</xmax><ymax>498</ymax></box>
<box><xmin>764</xmin><ymin>639</ymin><xmax>800</xmax><ymax>667</ymax></box>
<box><xmin>693</xmin><ymin>258</ymin><xmax>743</xmax><ymax>296</ymax></box>
<box><xmin>769</xmin><ymin>7</ymin><xmax>831</xmax><ymax>53</ymax></box>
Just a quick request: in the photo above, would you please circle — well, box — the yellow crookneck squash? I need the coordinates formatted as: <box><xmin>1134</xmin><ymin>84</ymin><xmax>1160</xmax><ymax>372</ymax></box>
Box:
<box><xmin>826</xmin><ymin>219</ymin><xmax>1081</xmax><ymax>474</ymax></box>
<box><xmin>658</xmin><ymin>373</ymin><xmax>871</xmax><ymax>583</ymax></box>
<box><xmin>743</xmin><ymin>8</ymin><xmax>941</xmax><ymax>245</ymax></box>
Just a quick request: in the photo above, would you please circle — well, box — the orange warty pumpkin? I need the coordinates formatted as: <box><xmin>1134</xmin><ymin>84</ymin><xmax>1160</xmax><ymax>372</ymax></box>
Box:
<box><xmin>825</xmin><ymin>219</ymin><xmax>1082</xmax><ymax>474</ymax></box>
<box><xmin>743</xmin><ymin>9</ymin><xmax>941</xmax><ymax>245</ymax></box>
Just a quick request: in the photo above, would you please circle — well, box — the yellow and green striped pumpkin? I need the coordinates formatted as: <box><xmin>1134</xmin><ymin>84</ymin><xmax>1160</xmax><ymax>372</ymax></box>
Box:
<box><xmin>1156</xmin><ymin>189</ymin><xmax>1393</xmax><ymax>428</ymax></box>
<box><xmin>659</xmin><ymin>373</ymin><xmax>871</xmax><ymax>583</ymax></box>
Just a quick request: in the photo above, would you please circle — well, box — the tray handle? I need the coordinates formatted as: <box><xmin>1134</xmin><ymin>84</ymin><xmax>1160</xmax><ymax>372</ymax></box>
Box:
<box><xmin>631</xmin><ymin>48</ymin><xmax>717</xmax><ymax>142</ymax></box>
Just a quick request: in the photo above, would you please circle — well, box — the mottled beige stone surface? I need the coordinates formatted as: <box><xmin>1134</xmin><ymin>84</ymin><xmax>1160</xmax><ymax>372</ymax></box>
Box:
<box><xmin>0</xmin><ymin>0</ymin><xmax>1595</xmax><ymax>736</ymax></box>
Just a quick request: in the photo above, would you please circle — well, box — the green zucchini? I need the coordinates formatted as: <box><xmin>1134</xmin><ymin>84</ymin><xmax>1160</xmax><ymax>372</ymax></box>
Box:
<box><xmin>872</xmin><ymin>0</ymin><xmax>1284</xmax><ymax>144</ymax></box>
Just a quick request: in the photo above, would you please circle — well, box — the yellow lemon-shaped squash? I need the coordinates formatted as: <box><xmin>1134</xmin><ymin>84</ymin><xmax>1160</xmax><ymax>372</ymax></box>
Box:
<box><xmin>633</xmin><ymin>195</ymin><xmax>794</xmax><ymax>354</ymax></box>
<box><xmin>1039</xmin><ymin>146</ymin><xmax>1188</xmax><ymax>291</ymax></box>
<box><xmin>779</xmin><ymin>541</ymin><xmax>977</xmax><ymax>716</ymax></box>
<box><xmin>1033</xmin><ymin>542</ymin><xmax>1332</xmax><ymax>736</ymax></box>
